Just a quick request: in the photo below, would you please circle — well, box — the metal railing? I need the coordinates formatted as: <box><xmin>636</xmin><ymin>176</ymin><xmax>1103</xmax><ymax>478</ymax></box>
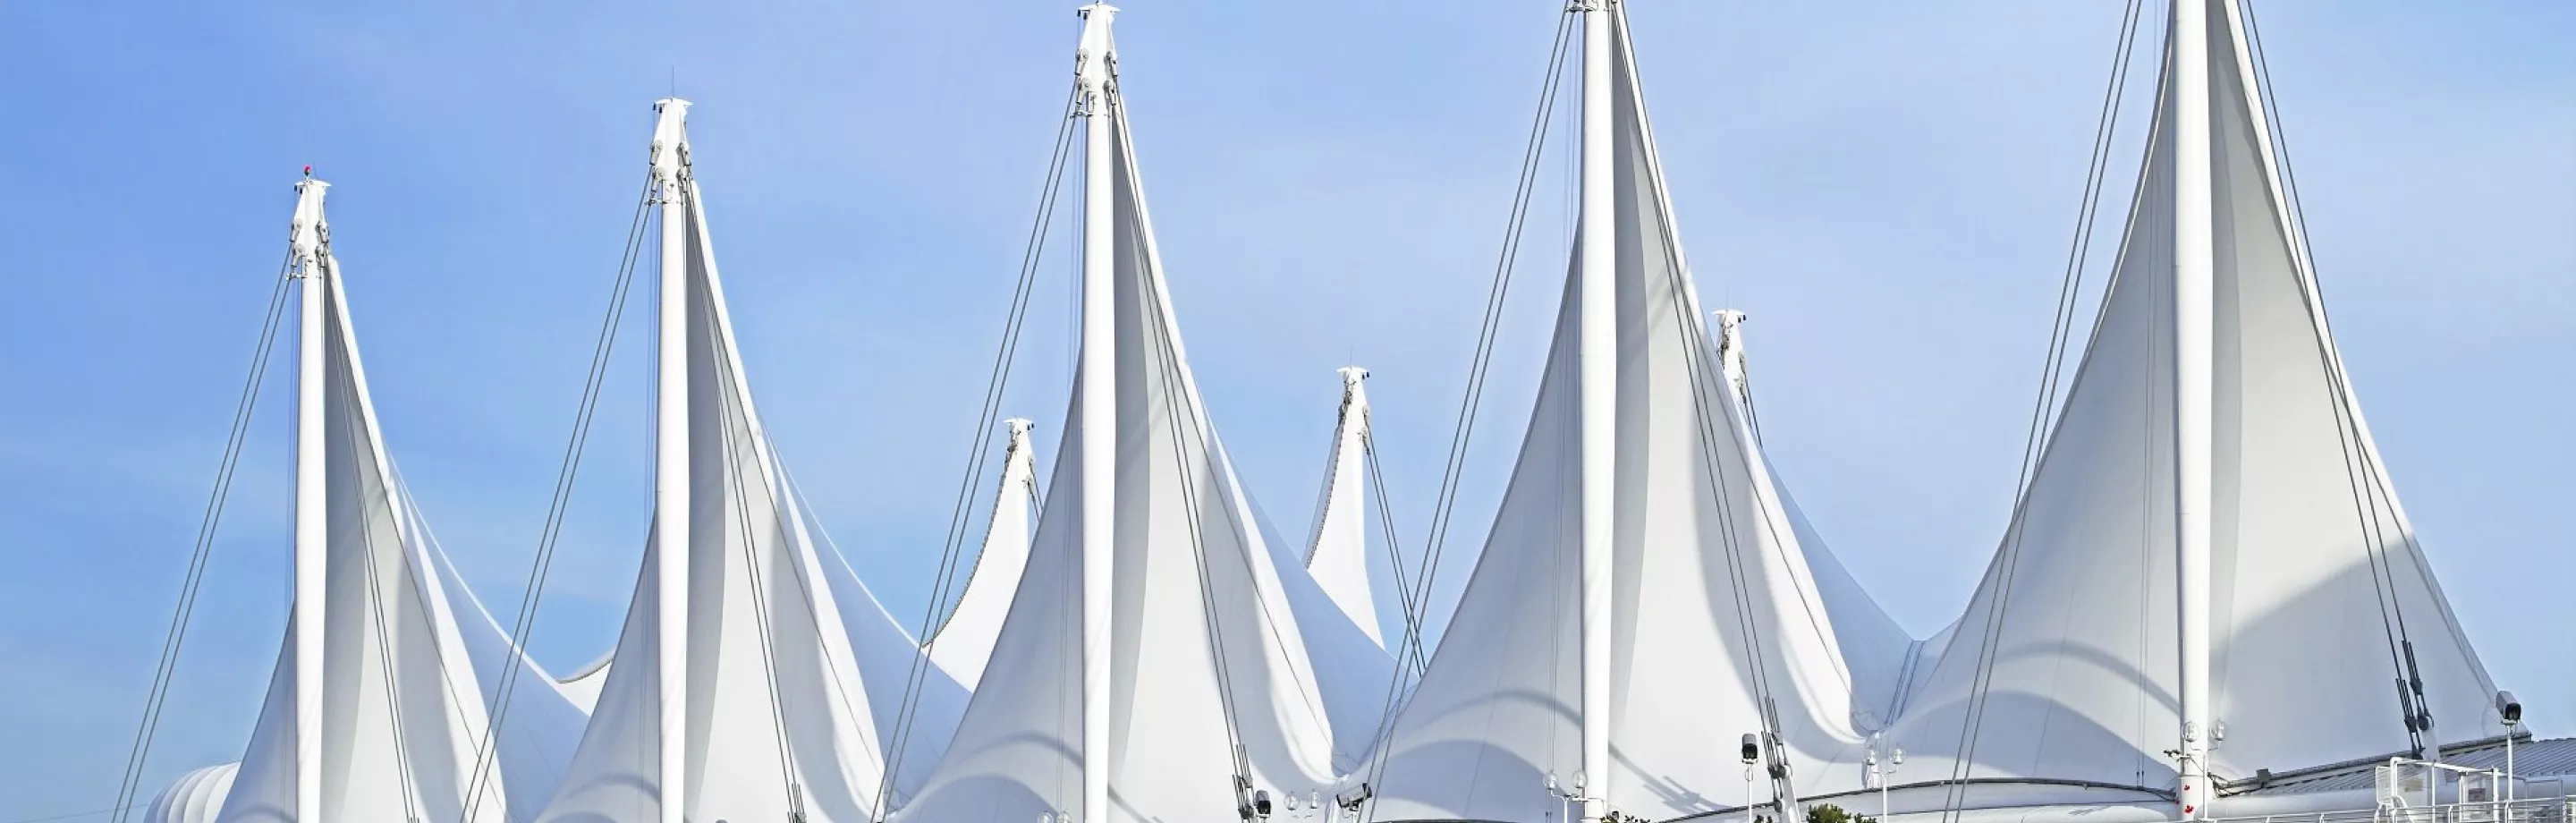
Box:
<box><xmin>2203</xmin><ymin>797</ymin><xmax>2571</xmax><ymax>823</ymax></box>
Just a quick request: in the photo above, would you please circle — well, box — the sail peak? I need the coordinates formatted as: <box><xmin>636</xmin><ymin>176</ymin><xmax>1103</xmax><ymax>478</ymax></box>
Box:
<box><xmin>1366</xmin><ymin>7</ymin><xmax>1916</xmax><ymax>820</ymax></box>
<box><xmin>538</xmin><ymin>103</ymin><xmax>960</xmax><ymax>822</ymax></box>
<box><xmin>897</xmin><ymin>17</ymin><xmax>1389</xmax><ymax>821</ymax></box>
<box><xmin>927</xmin><ymin>417</ymin><xmax>1040</xmax><ymax>689</ymax></box>
<box><xmin>1873</xmin><ymin>0</ymin><xmax>2501</xmax><ymax>804</ymax></box>
<box><xmin>180</xmin><ymin>178</ymin><xmax>569</xmax><ymax>823</ymax></box>
<box><xmin>1306</xmin><ymin>367</ymin><xmax>1385</xmax><ymax>649</ymax></box>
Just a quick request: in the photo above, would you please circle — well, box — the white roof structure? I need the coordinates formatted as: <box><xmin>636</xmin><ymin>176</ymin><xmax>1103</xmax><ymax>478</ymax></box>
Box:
<box><xmin>1305</xmin><ymin>367</ymin><xmax>1388</xmax><ymax>649</ymax></box>
<box><xmin>1852</xmin><ymin>1</ymin><xmax>2506</xmax><ymax>814</ymax></box>
<box><xmin>154</xmin><ymin>177</ymin><xmax>590</xmax><ymax>822</ymax></box>
<box><xmin>894</xmin><ymin>9</ymin><xmax>1394</xmax><ymax>823</ymax></box>
<box><xmin>145</xmin><ymin>763</ymin><xmax>237</xmax><ymax>823</ymax></box>
<box><xmin>1360</xmin><ymin>6</ymin><xmax>1917</xmax><ymax>821</ymax></box>
<box><xmin>534</xmin><ymin>100</ymin><xmax>963</xmax><ymax>822</ymax></box>
<box><xmin>927</xmin><ymin>418</ymin><xmax>1041</xmax><ymax>689</ymax></box>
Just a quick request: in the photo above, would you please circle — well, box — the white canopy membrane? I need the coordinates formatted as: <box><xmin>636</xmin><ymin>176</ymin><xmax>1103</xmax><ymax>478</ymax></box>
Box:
<box><xmin>534</xmin><ymin>122</ymin><xmax>966</xmax><ymax>821</ymax></box>
<box><xmin>896</xmin><ymin>61</ymin><xmax>1395</xmax><ymax>823</ymax></box>
<box><xmin>181</xmin><ymin>207</ymin><xmax>590</xmax><ymax>822</ymax></box>
<box><xmin>1361</xmin><ymin>8</ymin><xmax>1917</xmax><ymax>821</ymax></box>
<box><xmin>1305</xmin><ymin>367</ymin><xmax>1390</xmax><ymax>649</ymax></box>
<box><xmin>1861</xmin><ymin>0</ymin><xmax>2501</xmax><ymax>812</ymax></box>
<box><xmin>927</xmin><ymin>418</ymin><xmax>1041</xmax><ymax>689</ymax></box>
<box><xmin>147</xmin><ymin>763</ymin><xmax>238</xmax><ymax>823</ymax></box>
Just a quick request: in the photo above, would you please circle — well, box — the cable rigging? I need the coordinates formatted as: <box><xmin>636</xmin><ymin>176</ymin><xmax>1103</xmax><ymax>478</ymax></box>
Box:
<box><xmin>106</xmin><ymin>252</ymin><xmax>296</xmax><ymax>823</ymax></box>
<box><xmin>1938</xmin><ymin>1</ymin><xmax>2148</xmax><ymax>818</ymax></box>
<box><xmin>455</xmin><ymin>170</ymin><xmax>656</xmax><ymax>822</ymax></box>
<box><xmin>1362</xmin><ymin>433</ymin><xmax>1428</xmax><ymax>678</ymax></box>
<box><xmin>2238</xmin><ymin>0</ymin><xmax>2433</xmax><ymax>756</ymax></box>
<box><xmin>339</xmin><ymin>368</ymin><xmax>428</xmax><ymax>822</ymax></box>
<box><xmin>871</xmin><ymin>83</ymin><xmax>1080</xmax><ymax>822</ymax></box>
<box><xmin>1359</xmin><ymin>9</ymin><xmax>1577</xmax><ymax>819</ymax></box>
<box><xmin>1136</xmin><ymin>225</ymin><xmax>1265</xmax><ymax>814</ymax></box>
<box><xmin>1609</xmin><ymin>1</ymin><xmax>1843</xmax><ymax>808</ymax></box>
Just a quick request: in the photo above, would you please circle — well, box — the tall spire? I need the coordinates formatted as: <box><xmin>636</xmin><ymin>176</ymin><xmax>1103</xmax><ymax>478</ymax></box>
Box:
<box><xmin>647</xmin><ymin>96</ymin><xmax>693</xmax><ymax>823</ymax></box>
<box><xmin>191</xmin><ymin>177</ymin><xmax>521</xmax><ymax>821</ymax></box>
<box><xmin>2171</xmin><ymin>0</ymin><xmax>2216</xmax><ymax>816</ymax></box>
<box><xmin>544</xmin><ymin>98</ymin><xmax>911</xmax><ymax>822</ymax></box>
<box><xmin>284</xmin><ymin>172</ymin><xmax>329</xmax><ymax>823</ymax></box>
<box><xmin>1366</xmin><ymin>5</ymin><xmax>1909</xmax><ymax>819</ymax></box>
<box><xmin>1575</xmin><ymin>1</ymin><xmax>1616</xmax><ymax>821</ymax></box>
<box><xmin>895</xmin><ymin>8</ymin><xmax>1375</xmax><ymax>818</ymax></box>
<box><xmin>1863</xmin><ymin>0</ymin><xmax>2503</xmax><ymax>808</ymax></box>
<box><xmin>1073</xmin><ymin>7</ymin><xmax>1118</xmax><ymax>823</ymax></box>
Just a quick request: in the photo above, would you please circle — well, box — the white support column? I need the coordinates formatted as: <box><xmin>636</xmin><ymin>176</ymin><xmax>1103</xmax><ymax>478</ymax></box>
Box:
<box><xmin>1073</xmin><ymin>7</ymin><xmax>1119</xmax><ymax>823</ymax></box>
<box><xmin>1576</xmin><ymin>2</ymin><xmax>1615</xmax><ymax>822</ymax></box>
<box><xmin>2171</xmin><ymin>0</ymin><xmax>2216</xmax><ymax>818</ymax></box>
<box><xmin>287</xmin><ymin>173</ymin><xmax>329</xmax><ymax>823</ymax></box>
<box><xmin>648</xmin><ymin>97</ymin><xmax>693</xmax><ymax>823</ymax></box>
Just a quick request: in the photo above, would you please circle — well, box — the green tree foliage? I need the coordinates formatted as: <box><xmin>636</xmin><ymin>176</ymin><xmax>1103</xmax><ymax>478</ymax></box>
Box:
<box><xmin>1808</xmin><ymin>802</ymin><xmax>1877</xmax><ymax>823</ymax></box>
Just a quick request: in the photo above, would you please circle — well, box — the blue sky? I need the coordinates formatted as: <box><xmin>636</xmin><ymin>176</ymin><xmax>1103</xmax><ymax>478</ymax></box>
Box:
<box><xmin>2</xmin><ymin>1</ymin><xmax>2568</xmax><ymax>819</ymax></box>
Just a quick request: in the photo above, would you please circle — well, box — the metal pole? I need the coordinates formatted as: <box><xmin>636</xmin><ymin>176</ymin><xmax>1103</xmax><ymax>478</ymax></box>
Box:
<box><xmin>1577</xmin><ymin>2</ymin><xmax>1617</xmax><ymax>819</ymax></box>
<box><xmin>1073</xmin><ymin>8</ymin><xmax>1118</xmax><ymax>823</ymax></box>
<box><xmin>1745</xmin><ymin>766</ymin><xmax>1755</xmax><ymax>823</ymax></box>
<box><xmin>2504</xmin><ymin>725</ymin><xmax>2515</xmax><ymax>802</ymax></box>
<box><xmin>2172</xmin><ymin>0</ymin><xmax>2217</xmax><ymax>816</ymax></box>
<box><xmin>648</xmin><ymin>97</ymin><xmax>693</xmax><ymax>823</ymax></box>
<box><xmin>287</xmin><ymin>173</ymin><xmax>329</xmax><ymax>823</ymax></box>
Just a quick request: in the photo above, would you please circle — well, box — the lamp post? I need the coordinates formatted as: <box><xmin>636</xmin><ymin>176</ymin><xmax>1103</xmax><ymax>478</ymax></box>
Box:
<box><xmin>1741</xmin><ymin>734</ymin><xmax>1761</xmax><ymax>823</ymax></box>
<box><xmin>2497</xmin><ymin>691</ymin><xmax>2522</xmax><ymax>802</ymax></box>
<box><xmin>1879</xmin><ymin>745</ymin><xmax>1903</xmax><ymax>823</ymax></box>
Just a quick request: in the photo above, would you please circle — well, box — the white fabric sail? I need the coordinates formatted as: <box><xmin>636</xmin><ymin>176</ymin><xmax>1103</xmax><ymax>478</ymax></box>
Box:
<box><xmin>1362</xmin><ymin>9</ymin><xmax>1915</xmax><ymax>821</ymax></box>
<box><xmin>895</xmin><ymin>65</ymin><xmax>1394</xmax><ymax>823</ymax></box>
<box><xmin>198</xmin><ymin>238</ymin><xmax>582</xmax><ymax>822</ymax></box>
<box><xmin>812</xmin><ymin>476</ymin><xmax>971</xmax><ymax>801</ymax></box>
<box><xmin>1305</xmin><ymin>368</ymin><xmax>1389</xmax><ymax>650</ymax></box>
<box><xmin>1868</xmin><ymin>0</ymin><xmax>2503</xmax><ymax>809</ymax></box>
<box><xmin>927</xmin><ymin>418</ymin><xmax>1041</xmax><ymax>689</ymax></box>
<box><xmin>535</xmin><ymin>134</ymin><xmax>959</xmax><ymax>820</ymax></box>
<box><xmin>420</xmin><ymin>509</ymin><xmax>599</xmax><ymax>814</ymax></box>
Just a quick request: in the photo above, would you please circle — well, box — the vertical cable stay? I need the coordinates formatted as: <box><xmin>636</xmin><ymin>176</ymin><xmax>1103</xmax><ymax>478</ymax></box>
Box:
<box><xmin>106</xmin><ymin>255</ymin><xmax>296</xmax><ymax>823</ymax></box>
<box><xmin>1361</xmin><ymin>435</ymin><xmax>1429</xmax><ymax>678</ymax></box>
<box><xmin>701</xmin><ymin>293</ymin><xmax>820</xmax><ymax>809</ymax></box>
<box><xmin>2237</xmin><ymin>0</ymin><xmax>2428</xmax><ymax>752</ymax></box>
<box><xmin>1597</xmin><ymin>0</ymin><xmax>1803</xmax><ymax>795</ymax></box>
<box><xmin>340</xmin><ymin>369</ymin><xmax>427</xmax><ymax>821</ymax></box>
<box><xmin>457</xmin><ymin>172</ymin><xmax>656</xmax><ymax>823</ymax></box>
<box><xmin>1940</xmin><ymin>1</ymin><xmax>2149</xmax><ymax>818</ymax></box>
<box><xmin>1360</xmin><ymin>12</ymin><xmax>1577</xmax><ymax>820</ymax></box>
<box><xmin>1138</xmin><ymin>233</ymin><xmax>1260</xmax><ymax>796</ymax></box>
<box><xmin>874</xmin><ymin>84</ymin><xmax>1081</xmax><ymax>821</ymax></box>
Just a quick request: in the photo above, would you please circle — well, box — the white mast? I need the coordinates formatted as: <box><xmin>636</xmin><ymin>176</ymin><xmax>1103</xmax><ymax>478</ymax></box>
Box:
<box><xmin>1576</xmin><ymin>2</ymin><xmax>1614</xmax><ymax>822</ymax></box>
<box><xmin>648</xmin><ymin>97</ymin><xmax>693</xmax><ymax>823</ymax></box>
<box><xmin>1073</xmin><ymin>7</ymin><xmax>1118</xmax><ymax>823</ymax></box>
<box><xmin>286</xmin><ymin>171</ymin><xmax>329</xmax><ymax>823</ymax></box>
<box><xmin>2171</xmin><ymin>0</ymin><xmax>2216</xmax><ymax>817</ymax></box>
